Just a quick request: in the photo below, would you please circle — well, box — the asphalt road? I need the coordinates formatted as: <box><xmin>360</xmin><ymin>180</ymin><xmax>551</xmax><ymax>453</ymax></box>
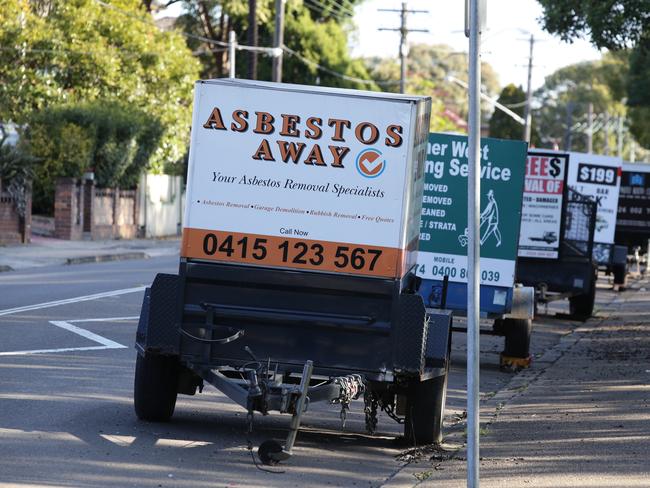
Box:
<box><xmin>0</xmin><ymin>257</ymin><xmax>585</xmax><ymax>487</ymax></box>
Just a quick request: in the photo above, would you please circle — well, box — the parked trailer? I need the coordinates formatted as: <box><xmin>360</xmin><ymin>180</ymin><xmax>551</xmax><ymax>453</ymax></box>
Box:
<box><xmin>517</xmin><ymin>150</ymin><xmax>599</xmax><ymax>319</ymax></box>
<box><xmin>134</xmin><ymin>79</ymin><xmax>453</xmax><ymax>465</ymax></box>
<box><xmin>613</xmin><ymin>163</ymin><xmax>650</xmax><ymax>283</ymax></box>
<box><xmin>416</xmin><ymin>133</ymin><xmax>534</xmax><ymax>369</ymax></box>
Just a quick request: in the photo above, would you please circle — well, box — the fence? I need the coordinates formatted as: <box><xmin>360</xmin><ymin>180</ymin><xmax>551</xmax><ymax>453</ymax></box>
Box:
<box><xmin>0</xmin><ymin>188</ymin><xmax>31</xmax><ymax>244</ymax></box>
<box><xmin>138</xmin><ymin>173</ymin><xmax>184</xmax><ymax>238</ymax></box>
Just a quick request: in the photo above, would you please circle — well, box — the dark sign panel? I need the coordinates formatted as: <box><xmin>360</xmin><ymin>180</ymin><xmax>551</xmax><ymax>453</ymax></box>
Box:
<box><xmin>616</xmin><ymin>164</ymin><xmax>650</xmax><ymax>235</ymax></box>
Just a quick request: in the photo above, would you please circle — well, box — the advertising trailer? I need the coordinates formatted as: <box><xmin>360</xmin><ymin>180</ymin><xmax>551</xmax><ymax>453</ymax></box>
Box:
<box><xmin>133</xmin><ymin>79</ymin><xmax>453</xmax><ymax>464</ymax></box>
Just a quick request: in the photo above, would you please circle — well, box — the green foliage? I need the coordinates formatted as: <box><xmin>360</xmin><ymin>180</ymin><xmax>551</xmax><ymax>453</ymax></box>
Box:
<box><xmin>174</xmin><ymin>0</ymin><xmax>374</xmax><ymax>89</ymax></box>
<box><xmin>628</xmin><ymin>35</ymin><xmax>650</xmax><ymax>107</ymax></box>
<box><xmin>536</xmin><ymin>0</ymin><xmax>650</xmax><ymax>138</ymax></box>
<box><xmin>532</xmin><ymin>53</ymin><xmax>628</xmax><ymax>153</ymax></box>
<box><xmin>537</xmin><ymin>0</ymin><xmax>648</xmax><ymax>50</ymax></box>
<box><xmin>366</xmin><ymin>44</ymin><xmax>501</xmax><ymax>132</ymax></box>
<box><xmin>489</xmin><ymin>84</ymin><xmax>525</xmax><ymax>140</ymax></box>
<box><xmin>24</xmin><ymin>101</ymin><xmax>162</xmax><ymax>214</ymax></box>
<box><xmin>0</xmin><ymin>131</ymin><xmax>39</xmax><ymax>218</ymax></box>
<box><xmin>488</xmin><ymin>84</ymin><xmax>541</xmax><ymax>145</ymax></box>
<box><xmin>628</xmin><ymin>106</ymin><xmax>650</xmax><ymax>148</ymax></box>
<box><xmin>0</xmin><ymin>0</ymin><xmax>200</xmax><ymax>170</ymax></box>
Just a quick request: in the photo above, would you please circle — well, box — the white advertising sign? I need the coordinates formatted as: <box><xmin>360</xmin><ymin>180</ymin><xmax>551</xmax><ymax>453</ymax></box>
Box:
<box><xmin>567</xmin><ymin>151</ymin><xmax>622</xmax><ymax>248</ymax></box>
<box><xmin>182</xmin><ymin>79</ymin><xmax>431</xmax><ymax>278</ymax></box>
<box><xmin>518</xmin><ymin>151</ymin><xmax>568</xmax><ymax>259</ymax></box>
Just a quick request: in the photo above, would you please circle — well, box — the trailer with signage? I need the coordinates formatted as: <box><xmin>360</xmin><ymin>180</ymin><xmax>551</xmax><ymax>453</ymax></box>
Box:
<box><xmin>516</xmin><ymin>150</ymin><xmax>599</xmax><ymax>319</ymax></box>
<box><xmin>133</xmin><ymin>79</ymin><xmax>452</xmax><ymax>464</ymax></box>
<box><xmin>614</xmin><ymin>163</ymin><xmax>650</xmax><ymax>278</ymax></box>
<box><xmin>616</xmin><ymin>163</ymin><xmax>650</xmax><ymax>248</ymax></box>
<box><xmin>416</xmin><ymin>133</ymin><xmax>534</xmax><ymax>369</ymax></box>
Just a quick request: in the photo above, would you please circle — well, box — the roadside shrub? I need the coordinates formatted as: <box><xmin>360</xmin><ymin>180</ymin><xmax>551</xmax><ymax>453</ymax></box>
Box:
<box><xmin>23</xmin><ymin>101</ymin><xmax>162</xmax><ymax>214</ymax></box>
<box><xmin>0</xmin><ymin>129</ymin><xmax>38</xmax><ymax>217</ymax></box>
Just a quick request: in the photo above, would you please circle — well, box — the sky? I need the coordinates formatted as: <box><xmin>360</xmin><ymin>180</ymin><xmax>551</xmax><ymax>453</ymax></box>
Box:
<box><xmin>352</xmin><ymin>0</ymin><xmax>603</xmax><ymax>90</ymax></box>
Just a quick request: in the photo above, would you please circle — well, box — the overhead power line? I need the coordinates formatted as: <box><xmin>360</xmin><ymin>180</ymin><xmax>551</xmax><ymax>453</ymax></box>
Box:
<box><xmin>281</xmin><ymin>45</ymin><xmax>399</xmax><ymax>86</ymax></box>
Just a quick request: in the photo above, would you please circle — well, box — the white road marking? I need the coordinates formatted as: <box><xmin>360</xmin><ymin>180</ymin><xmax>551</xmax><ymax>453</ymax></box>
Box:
<box><xmin>0</xmin><ymin>286</ymin><xmax>146</xmax><ymax>317</ymax></box>
<box><xmin>49</xmin><ymin>320</ymin><xmax>127</xmax><ymax>349</ymax></box>
<box><xmin>0</xmin><ymin>316</ymin><xmax>136</xmax><ymax>356</ymax></box>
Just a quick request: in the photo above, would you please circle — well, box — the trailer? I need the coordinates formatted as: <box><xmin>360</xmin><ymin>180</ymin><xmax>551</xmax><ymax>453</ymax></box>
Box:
<box><xmin>416</xmin><ymin>133</ymin><xmax>534</xmax><ymax>370</ymax></box>
<box><xmin>133</xmin><ymin>79</ymin><xmax>453</xmax><ymax>465</ymax></box>
<box><xmin>517</xmin><ymin>151</ymin><xmax>599</xmax><ymax>319</ymax></box>
<box><xmin>613</xmin><ymin>163</ymin><xmax>650</xmax><ymax>283</ymax></box>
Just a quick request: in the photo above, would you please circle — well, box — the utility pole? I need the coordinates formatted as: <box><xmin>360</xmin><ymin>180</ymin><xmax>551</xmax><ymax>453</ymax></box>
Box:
<box><xmin>272</xmin><ymin>0</ymin><xmax>285</xmax><ymax>82</ymax></box>
<box><xmin>378</xmin><ymin>2</ymin><xmax>428</xmax><ymax>94</ymax></box>
<box><xmin>228</xmin><ymin>30</ymin><xmax>237</xmax><ymax>78</ymax></box>
<box><xmin>617</xmin><ymin>115</ymin><xmax>624</xmax><ymax>158</ymax></box>
<box><xmin>604</xmin><ymin>111</ymin><xmax>610</xmax><ymax>155</ymax></box>
<box><xmin>587</xmin><ymin>102</ymin><xmax>594</xmax><ymax>154</ymax></box>
<box><xmin>564</xmin><ymin>102</ymin><xmax>574</xmax><ymax>151</ymax></box>
<box><xmin>466</xmin><ymin>0</ymin><xmax>485</xmax><ymax>486</ymax></box>
<box><xmin>247</xmin><ymin>0</ymin><xmax>258</xmax><ymax>80</ymax></box>
<box><xmin>522</xmin><ymin>34</ymin><xmax>534</xmax><ymax>143</ymax></box>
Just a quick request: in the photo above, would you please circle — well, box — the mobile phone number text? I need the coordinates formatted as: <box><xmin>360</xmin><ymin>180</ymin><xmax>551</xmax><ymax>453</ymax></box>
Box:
<box><xmin>201</xmin><ymin>233</ymin><xmax>384</xmax><ymax>272</ymax></box>
<box><xmin>417</xmin><ymin>263</ymin><xmax>501</xmax><ymax>283</ymax></box>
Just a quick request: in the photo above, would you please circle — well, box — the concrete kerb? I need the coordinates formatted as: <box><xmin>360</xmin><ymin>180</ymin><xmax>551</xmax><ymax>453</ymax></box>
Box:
<box><xmin>381</xmin><ymin>276</ymin><xmax>646</xmax><ymax>487</ymax></box>
<box><xmin>64</xmin><ymin>252</ymin><xmax>149</xmax><ymax>265</ymax></box>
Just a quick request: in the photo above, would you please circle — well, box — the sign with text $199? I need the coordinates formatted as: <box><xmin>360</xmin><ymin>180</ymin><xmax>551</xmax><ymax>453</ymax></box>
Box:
<box><xmin>416</xmin><ymin>133</ymin><xmax>527</xmax><ymax>287</ymax></box>
<box><xmin>182</xmin><ymin>79</ymin><xmax>431</xmax><ymax>278</ymax></box>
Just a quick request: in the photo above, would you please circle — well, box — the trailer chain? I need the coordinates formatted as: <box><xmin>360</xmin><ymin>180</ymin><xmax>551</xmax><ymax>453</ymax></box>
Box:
<box><xmin>363</xmin><ymin>390</ymin><xmax>379</xmax><ymax>435</ymax></box>
<box><xmin>380</xmin><ymin>398</ymin><xmax>404</xmax><ymax>425</ymax></box>
<box><xmin>332</xmin><ymin>374</ymin><xmax>365</xmax><ymax>430</ymax></box>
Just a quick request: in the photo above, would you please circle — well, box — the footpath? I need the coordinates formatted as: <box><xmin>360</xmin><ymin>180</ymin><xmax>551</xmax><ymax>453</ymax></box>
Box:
<box><xmin>0</xmin><ymin>235</ymin><xmax>180</xmax><ymax>271</ymax></box>
<box><xmin>386</xmin><ymin>277</ymin><xmax>650</xmax><ymax>487</ymax></box>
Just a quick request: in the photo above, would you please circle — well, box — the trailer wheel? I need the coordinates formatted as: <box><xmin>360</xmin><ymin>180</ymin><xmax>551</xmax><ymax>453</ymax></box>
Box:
<box><xmin>134</xmin><ymin>353</ymin><xmax>179</xmax><ymax>422</ymax></box>
<box><xmin>500</xmin><ymin>318</ymin><xmax>532</xmax><ymax>370</ymax></box>
<box><xmin>613</xmin><ymin>263</ymin><xmax>626</xmax><ymax>288</ymax></box>
<box><xmin>503</xmin><ymin>318</ymin><xmax>532</xmax><ymax>359</ymax></box>
<box><xmin>569</xmin><ymin>273</ymin><xmax>597</xmax><ymax>320</ymax></box>
<box><xmin>403</xmin><ymin>369</ymin><xmax>448</xmax><ymax>445</ymax></box>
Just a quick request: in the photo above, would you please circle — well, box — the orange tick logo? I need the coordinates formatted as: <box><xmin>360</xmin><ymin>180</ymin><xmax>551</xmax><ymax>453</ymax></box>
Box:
<box><xmin>356</xmin><ymin>148</ymin><xmax>386</xmax><ymax>178</ymax></box>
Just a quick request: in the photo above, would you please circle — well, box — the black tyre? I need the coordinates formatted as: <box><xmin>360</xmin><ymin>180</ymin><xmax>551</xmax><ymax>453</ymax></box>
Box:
<box><xmin>613</xmin><ymin>263</ymin><xmax>626</xmax><ymax>287</ymax></box>
<box><xmin>569</xmin><ymin>273</ymin><xmax>597</xmax><ymax>319</ymax></box>
<box><xmin>502</xmin><ymin>318</ymin><xmax>532</xmax><ymax>359</ymax></box>
<box><xmin>134</xmin><ymin>353</ymin><xmax>179</xmax><ymax>422</ymax></box>
<box><xmin>403</xmin><ymin>370</ymin><xmax>448</xmax><ymax>445</ymax></box>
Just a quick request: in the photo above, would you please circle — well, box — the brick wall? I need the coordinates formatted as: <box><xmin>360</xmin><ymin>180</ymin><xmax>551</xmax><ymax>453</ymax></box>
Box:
<box><xmin>54</xmin><ymin>178</ymin><xmax>138</xmax><ymax>240</ymax></box>
<box><xmin>0</xmin><ymin>189</ymin><xmax>31</xmax><ymax>245</ymax></box>
<box><xmin>54</xmin><ymin>178</ymin><xmax>84</xmax><ymax>240</ymax></box>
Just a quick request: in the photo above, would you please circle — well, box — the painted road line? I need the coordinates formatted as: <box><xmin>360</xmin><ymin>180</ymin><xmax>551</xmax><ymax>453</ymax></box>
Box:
<box><xmin>49</xmin><ymin>320</ymin><xmax>127</xmax><ymax>349</ymax></box>
<box><xmin>67</xmin><ymin>316</ymin><xmax>139</xmax><ymax>323</ymax></box>
<box><xmin>0</xmin><ymin>317</ymin><xmax>133</xmax><ymax>356</ymax></box>
<box><xmin>0</xmin><ymin>286</ymin><xmax>146</xmax><ymax>317</ymax></box>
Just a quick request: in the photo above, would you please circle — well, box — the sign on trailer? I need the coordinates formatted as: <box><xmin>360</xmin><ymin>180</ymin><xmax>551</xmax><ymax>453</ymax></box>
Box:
<box><xmin>518</xmin><ymin>150</ymin><xmax>569</xmax><ymax>259</ymax></box>
<box><xmin>567</xmin><ymin>151</ymin><xmax>622</xmax><ymax>263</ymax></box>
<box><xmin>182</xmin><ymin>79</ymin><xmax>431</xmax><ymax>278</ymax></box>
<box><xmin>416</xmin><ymin>133</ymin><xmax>527</xmax><ymax>288</ymax></box>
<box><xmin>616</xmin><ymin>163</ymin><xmax>650</xmax><ymax>233</ymax></box>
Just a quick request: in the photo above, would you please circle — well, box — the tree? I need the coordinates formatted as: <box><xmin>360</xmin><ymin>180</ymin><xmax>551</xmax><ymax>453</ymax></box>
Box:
<box><xmin>489</xmin><ymin>85</ymin><xmax>525</xmax><ymax>140</ymax></box>
<box><xmin>537</xmin><ymin>0</ymin><xmax>650</xmax><ymax>147</ymax></box>
<box><xmin>366</xmin><ymin>44</ymin><xmax>501</xmax><ymax>132</ymax></box>
<box><xmin>537</xmin><ymin>0</ymin><xmax>648</xmax><ymax>50</ymax></box>
<box><xmin>0</xmin><ymin>128</ymin><xmax>38</xmax><ymax>223</ymax></box>
<box><xmin>24</xmin><ymin>101</ymin><xmax>162</xmax><ymax>214</ymax></box>
<box><xmin>172</xmin><ymin>0</ymin><xmax>375</xmax><ymax>89</ymax></box>
<box><xmin>532</xmin><ymin>53</ymin><xmax>630</xmax><ymax>154</ymax></box>
<box><xmin>0</xmin><ymin>0</ymin><xmax>201</xmax><ymax>171</ymax></box>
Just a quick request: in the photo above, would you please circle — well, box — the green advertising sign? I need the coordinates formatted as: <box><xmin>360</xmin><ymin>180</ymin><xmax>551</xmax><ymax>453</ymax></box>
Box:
<box><xmin>417</xmin><ymin>133</ymin><xmax>527</xmax><ymax>287</ymax></box>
